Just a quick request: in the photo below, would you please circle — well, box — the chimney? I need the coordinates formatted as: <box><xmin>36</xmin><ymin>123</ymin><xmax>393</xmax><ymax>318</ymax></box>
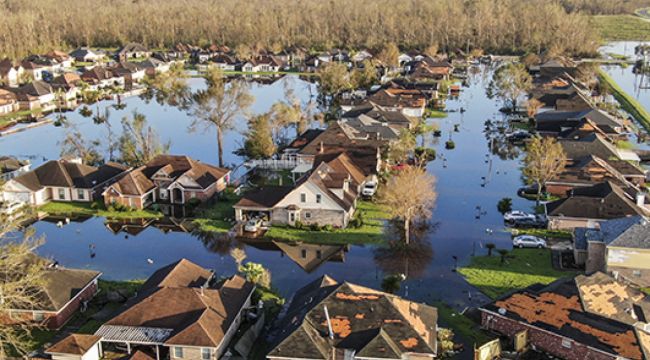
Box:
<box><xmin>324</xmin><ymin>305</ymin><xmax>334</xmax><ymax>340</ymax></box>
<box><xmin>636</xmin><ymin>192</ymin><xmax>646</xmax><ymax>208</ymax></box>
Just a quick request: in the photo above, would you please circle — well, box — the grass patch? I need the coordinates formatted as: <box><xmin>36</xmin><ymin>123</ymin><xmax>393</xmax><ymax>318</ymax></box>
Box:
<box><xmin>598</xmin><ymin>68</ymin><xmax>650</xmax><ymax>132</ymax></box>
<box><xmin>39</xmin><ymin>201</ymin><xmax>163</xmax><ymax>219</ymax></box>
<box><xmin>433</xmin><ymin>301</ymin><xmax>494</xmax><ymax>347</ymax></box>
<box><xmin>506</xmin><ymin>228</ymin><xmax>573</xmax><ymax>239</ymax></box>
<box><xmin>192</xmin><ymin>192</ymin><xmax>241</xmax><ymax>233</ymax></box>
<box><xmin>591</xmin><ymin>15</ymin><xmax>650</xmax><ymax>41</ymax></box>
<box><xmin>426</xmin><ymin>109</ymin><xmax>448</xmax><ymax>118</ymax></box>
<box><xmin>458</xmin><ymin>249</ymin><xmax>578</xmax><ymax>299</ymax></box>
<box><xmin>642</xmin><ymin>287</ymin><xmax>650</xmax><ymax>295</ymax></box>
<box><xmin>264</xmin><ymin>201</ymin><xmax>389</xmax><ymax>245</ymax></box>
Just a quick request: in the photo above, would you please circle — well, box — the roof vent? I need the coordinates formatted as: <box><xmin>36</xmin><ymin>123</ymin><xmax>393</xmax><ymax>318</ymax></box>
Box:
<box><xmin>497</xmin><ymin>308</ymin><xmax>507</xmax><ymax>316</ymax></box>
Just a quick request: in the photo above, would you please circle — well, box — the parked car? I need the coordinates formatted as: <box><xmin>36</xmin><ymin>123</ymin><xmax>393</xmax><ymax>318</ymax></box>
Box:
<box><xmin>513</xmin><ymin>235</ymin><xmax>547</xmax><ymax>249</ymax></box>
<box><xmin>511</xmin><ymin>216</ymin><xmax>547</xmax><ymax>229</ymax></box>
<box><xmin>362</xmin><ymin>182</ymin><xmax>377</xmax><ymax>197</ymax></box>
<box><xmin>504</xmin><ymin>210</ymin><xmax>536</xmax><ymax>222</ymax></box>
<box><xmin>506</xmin><ymin>130</ymin><xmax>531</xmax><ymax>142</ymax></box>
<box><xmin>244</xmin><ymin>218</ymin><xmax>263</xmax><ymax>233</ymax></box>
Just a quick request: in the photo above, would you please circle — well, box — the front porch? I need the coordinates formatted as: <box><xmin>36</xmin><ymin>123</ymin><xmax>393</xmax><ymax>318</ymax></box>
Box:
<box><xmin>95</xmin><ymin>325</ymin><xmax>171</xmax><ymax>360</ymax></box>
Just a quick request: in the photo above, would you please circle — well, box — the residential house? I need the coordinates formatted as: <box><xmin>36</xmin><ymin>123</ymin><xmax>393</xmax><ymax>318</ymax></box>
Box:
<box><xmin>69</xmin><ymin>47</ymin><xmax>104</xmax><ymax>63</ymax></box>
<box><xmin>480</xmin><ymin>272</ymin><xmax>650</xmax><ymax>360</ymax></box>
<box><xmin>266</xmin><ymin>275</ymin><xmax>438</xmax><ymax>360</ymax></box>
<box><xmin>574</xmin><ymin>216</ymin><xmax>650</xmax><ymax>287</ymax></box>
<box><xmin>103</xmin><ymin>155</ymin><xmax>230</xmax><ymax>209</ymax></box>
<box><xmin>0</xmin><ymin>156</ymin><xmax>30</xmax><ymax>181</ymax></box>
<box><xmin>13</xmin><ymin>80</ymin><xmax>56</xmax><ymax>111</ymax></box>
<box><xmin>111</xmin><ymin>62</ymin><xmax>146</xmax><ymax>84</ymax></box>
<box><xmin>210</xmin><ymin>54</ymin><xmax>238</xmax><ymax>71</ymax></box>
<box><xmin>559</xmin><ymin>133</ymin><xmax>640</xmax><ymax>163</ymax></box>
<box><xmin>94</xmin><ymin>258</ymin><xmax>255</xmax><ymax>360</ymax></box>
<box><xmin>351</xmin><ymin>49</ymin><xmax>373</xmax><ymax>63</ymax></box>
<box><xmin>385</xmin><ymin>78</ymin><xmax>440</xmax><ymax>101</ymax></box>
<box><xmin>341</xmin><ymin>102</ymin><xmax>415</xmax><ymax>130</ymax></box>
<box><xmin>234</xmin><ymin>161</ymin><xmax>359</xmax><ymax>228</ymax></box>
<box><xmin>51</xmin><ymin>72</ymin><xmax>82</xmax><ymax>101</ymax></box>
<box><xmin>358</xmin><ymin>88</ymin><xmax>428</xmax><ymax>117</ymax></box>
<box><xmin>45</xmin><ymin>334</ymin><xmax>102</xmax><ymax>360</ymax></box>
<box><xmin>240</xmin><ymin>55</ymin><xmax>284</xmax><ymax>73</ymax></box>
<box><xmin>21</xmin><ymin>58</ymin><xmax>48</xmax><ymax>80</ymax></box>
<box><xmin>531</xmin><ymin>75</ymin><xmax>593</xmax><ymax>111</ymax></box>
<box><xmin>408</xmin><ymin>57</ymin><xmax>453</xmax><ymax>81</ymax></box>
<box><xmin>538</xmin><ymin>58</ymin><xmax>578</xmax><ymax>79</ymax></box>
<box><xmin>0</xmin><ymin>89</ymin><xmax>19</xmax><ymax>115</ymax></box>
<box><xmin>535</xmin><ymin>108</ymin><xmax>627</xmax><ymax>139</ymax></box>
<box><xmin>545</xmin><ymin>181</ymin><xmax>650</xmax><ymax>230</ymax></box>
<box><xmin>546</xmin><ymin>155</ymin><xmax>646</xmax><ymax>196</ymax></box>
<box><xmin>2</xmin><ymin>159</ymin><xmax>128</xmax><ymax>205</ymax></box>
<box><xmin>44</xmin><ymin>50</ymin><xmax>73</xmax><ymax>69</ymax></box>
<box><xmin>338</xmin><ymin>117</ymin><xmax>401</xmax><ymax>142</ymax></box>
<box><xmin>0</xmin><ymin>257</ymin><xmax>101</xmax><ymax>329</ymax></box>
<box><xmin>0</xmin><ymin>58</ymin><xmax>24</xmax><ymax>87</ymax></box>
<box><xmin>81</xmin><ymin>66</ymin><xmax>125</xmax><ymax>89</ymax></box>
<box><xmin>116</xmin><ymin>42</ymin><xmax>151</xmax><ymax>61</ymax></box>
<box><xmin>139</xmin><ymin>58</ymin><xmax>171</xmax><ymax>76</ymax></box>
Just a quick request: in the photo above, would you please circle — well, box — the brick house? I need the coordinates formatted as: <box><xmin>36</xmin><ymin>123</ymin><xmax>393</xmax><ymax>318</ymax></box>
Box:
<box><xmin>103</xmin><ymin>155</ymin><xmax>230</xmax><ymax>209</ymax></box>
<box><xmin>480</xmin><ymin>273</ymin><xmax>650</xmax><ymax>360</ymax></box>
<box><xmin>1</xmin><ymin>259</ymin><xmax>101</xmax><ymax>330</ymax></box>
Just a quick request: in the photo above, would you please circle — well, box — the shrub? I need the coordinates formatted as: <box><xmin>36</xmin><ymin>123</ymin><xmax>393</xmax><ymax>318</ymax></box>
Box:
<box><xmin>445</xmin><ymin>140</ymin><xmax>456</xmax><ymax>149</ymax></box>
<box><xmin>497</xmin><ymin>197</ymin><xmax>512</xmax><ymax>214</ymax></box>
<box><xmin>322</xmin><ymin>224</ymin><xmax>333</xmax><ymax>232</ymax></box>
<box><xmin>293</xmin><ymin>220</ymin><xmax>303</xmax><ymax>229</ymax></box>
<box><xmin>187</xmin><ymin>198</ymin><xmax>201</xmax><ymax>208</ymax></box>
<box><xmin>310</xmin><ymin>223</ymin><xmax>321</xmax><ymax>231</ymax></box>
<box><xmin>90</xmin><ymin>202</ymin><xmax>99</xmax><ymax>209</ymax></box>
<box><xmin>433</xmin><ymin>130</ymin><xmax>442</xmax><ymax>137</ymax></box>
<box><xmin>415</xmin><ymin>147</ymin><xmax>436</xmax><ymax>162</ymax></box>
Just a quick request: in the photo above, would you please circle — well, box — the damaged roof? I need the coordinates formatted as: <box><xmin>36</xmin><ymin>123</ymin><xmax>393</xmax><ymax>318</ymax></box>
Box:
<box><xmin>484</xmin><ymin>273</ymin><xmax>649</xmax><ymax>360</ymax></box>
<box><xmin>268</xmin><ymin>275</ymin><xmax>437</xmax><ymax>359</ymax></box>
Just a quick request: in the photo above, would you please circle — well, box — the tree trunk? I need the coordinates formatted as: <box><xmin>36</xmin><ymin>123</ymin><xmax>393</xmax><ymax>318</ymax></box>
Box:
<box><xmin>404</xmin><ymin>216</ymin><xmax>410</xmax><ymax>245</ymax></box>
<box><xmin>217</xmin><ymin>126</ymin><xmax>224</xmax><ymax>167</ymax></box>
<box><xmin>536</xmin><ymin>181</ymin><xmax>542</xmax><ymax>206</ymax></box>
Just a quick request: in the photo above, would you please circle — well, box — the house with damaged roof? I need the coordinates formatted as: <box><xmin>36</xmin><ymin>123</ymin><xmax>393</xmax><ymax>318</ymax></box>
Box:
<box><xmin>535</xmin><ymin>108</ymin><xmax>627</xmax><ymax>140</ymax></box>
<box><xmin>234</xmin><ymin>158</ymin><xmax>363</xmax><ymax>228</ymax></box>
<box><xmin>545</xmin><ymin>181</ymin><xmax>650</xmax><ymax>230</ymax></box>
<box><xmin>103</xmin><ymin>155</ymin><xmax>230</xmax><ymax>210</ymax></box>
<box><xmin>480</xmin><ymin>272</ymin><xmax>650</xmax><ymax>360</ymax></box>
<box><xmin>574</xmin><ymin>216</ymin><xmax>650</xmax><ymax>287</ymax></box>
<box><xmin>0</xmin><ymin>257</ymin><xmax>101</xmax><ymax>329</ymax></box>
<box><xmin>94</xmin><ymin>258</ymin><xmax>255</xmax><ymax>360</ymax></box>
<box><xmin>266</xmin><ymin>275</ymin><xmax>438</xmax><ymax>360</ymax></box>
<box><xmin>1</xmin><ymin>159</ymin><xmax>128</xmax><ymax>206</ymax></box>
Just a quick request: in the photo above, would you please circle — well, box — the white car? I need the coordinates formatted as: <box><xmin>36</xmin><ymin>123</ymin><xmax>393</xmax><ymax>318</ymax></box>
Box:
<box><xmin>361</xmin><ymin>182</ymin><xmax>378</xmax><ymax>197</ymax></box>
<box><xmin>504</xmin><ymin>210</ymin><xmax>536</xmax><ymax>222</ymax></box>
<box><xmin>512</xmin><ymin>235</ymin><xmax>547</xmax><ymax>249</ymax></box>
<box><xmin>244</xmin><ymin>218</ymin><xmax>263</xmax><ymax>233</ymax></box>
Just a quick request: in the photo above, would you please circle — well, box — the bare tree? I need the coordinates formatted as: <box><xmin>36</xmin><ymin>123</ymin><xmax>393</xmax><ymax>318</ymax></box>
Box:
<box><xmin>59</xmin><ymin>123</ymin><xmax>104</xmax><ymax>166</ymax></box>
<box><xmin>189</xmin><ymin>68</ymin><xmax>254</xmax><ymax>167</ymax></box>
<box><xmin>487</xmin><ymin>62</ymin><xmax>533</xmax><ymax>111</ymax></box>
<box><xmin>380</xmin><ymin>167</ymin><xmax>437</xmax><ymax>244</ymax></box>
<box><xmin>118</xmin><ymin>111</ymin><xmax>170</xmax><ymax>166</ymax></box>
<box><xmin>526</xmin><ymin>98</ymin><xmax>543</xmax><ymax>118</ymax></box>
<box><xmin>523</xmin><ymin>136</ymin><xmax>567</xmax><ymax>205</ymax></box>
<box><xmin>271</xmin><ymin>81</ymin><xmax>316</xmax><ymax>140</ymax></box>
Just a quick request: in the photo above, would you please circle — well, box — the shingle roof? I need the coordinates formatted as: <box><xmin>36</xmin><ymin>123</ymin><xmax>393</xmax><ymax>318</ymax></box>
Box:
<box><xmin>107</xmin><ymin>167</ymin><xmax>155</xmax><ymax>196</ymax></box>
<box><xmin>46</xmin><ymin>334</ymin><xmax>101</xmax><ymax>355</ymax></box>
<box><xmin>142</xmin><ymin>155</ymin><xmax>229</xmax><ymax>189</ymax></box>
<box><xmin>269</xmin><ymin>276</ymin><xmax>437</xmax><ymax>358</ymax></box>
<box><xmin>559</xmin><ymin>133</ymin><xmax>620</xmax><ymax>160</ymax></box>
<box><xmin>100</xmin><ymin>259</ymin><xmax>254</xmax><ymax>348</ymax></box>
<box><xmin>574</xmin><ymin>216</ymin><xmax>645</xmax><ymax>250</ymax></box>
<box><xmin>234</xmin><ymin>186</ymin><xmax>294</xmax><ymax>209</ymax></box>
<box><xmin>29</xmin><ymin>267</ymin><xmax>101</xmax><ymax>312</ymax></box>
<box><xmin>139</xmin><ymin>258</ymin><xmax>213</xmax><ymax>292</ymax></box>
<box><xmin>546</xmin><ymin>181</ymin><xmax>648</xmax><ymax>219</ymax></box>
<box><xmin>12</xmin><ymin>160</ymin><xmax>127</xmax><ymax>191</ymax></box>
<box><xmin>0</xmin><ymin>156</ymin><xmax>27</xmax><ymax>174</ymax></box>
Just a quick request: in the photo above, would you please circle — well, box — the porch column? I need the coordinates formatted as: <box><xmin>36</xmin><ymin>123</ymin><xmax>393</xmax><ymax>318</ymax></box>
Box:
<box><xmin>156</xmin><ymin>345</ymin><xmax>160</xmax><ymax>360</ymax></box>
<box><xmin>127</xmin><ymin>342</ymin><xmax>131</xmax><ymax>354</ymax></box>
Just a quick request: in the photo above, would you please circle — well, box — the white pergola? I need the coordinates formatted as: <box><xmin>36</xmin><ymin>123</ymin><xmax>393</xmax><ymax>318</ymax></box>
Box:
<box><xmin>95</xmin><ymin>325</ymin><xmax>173</xmax><ymax>360</ymax></box>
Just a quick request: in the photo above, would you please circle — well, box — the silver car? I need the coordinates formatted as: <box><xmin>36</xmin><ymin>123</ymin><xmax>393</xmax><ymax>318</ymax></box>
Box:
<box><xmin>512</xmin><ymin>235</ymin><xmax>547</xmax><ymax>249</ymax></box>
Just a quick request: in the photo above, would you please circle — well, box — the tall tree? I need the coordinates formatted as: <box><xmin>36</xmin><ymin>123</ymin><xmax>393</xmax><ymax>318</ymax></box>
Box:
<box><xmin>118</xmin><ymin>111</ymin><xmax>170</xmax><ymax>166</ymax></box>
<box><xmin>523</xmin><ymin>136</ymin><xmax>567</xmax><ymax>205</ymax></box>
<box><xmin>487</xmin><ymin>62</ymin><xmax>533</xmax><ymax>111</ymax></box>
<box><xmin>242</xmin><ymin>112</ymin><xmax>276</xmax><ymax>159</ymax></box>
<box><xmin>189</xmin><ymin>68</ymin><xmax>254</xmax><ymax>167</ymax></box>
<box><xmin>317</xmin><ymin>62</ymin><xmax>352</xmax><ymax>98</ymax></box>
<box><xmin>526</xmin><ymin>98</ymin><xmax>543</xmax><ymax>118</ymax></box>
<box><xmin>270</xmin><ymin>81</ymin><xmax>315</xmax><ymax>140</ymax></box>
<box><xmin>380</xmin><ymin>167</ymin><xmax>437</xmax><ymax>244</ymax></box>
<box><xmin>388</xmin><ymin>129</ymin><xmax>416</xmax><ymax>164</ymax></box>
<box><xmin>424</xmin><ymin>43</ymin><xmax>439</xmax><ymax>58</ymax></box>
<box><xmin>0</xmin><ymin>199</ymin><xmax>47</xmax><ymax>358</ymax></box>
<box><xmin>376</xmin><ymin>42</ymin><xmax>400</xmax><ymax>68</ymax></box>
<box><xmin>351</xmin><ymin>59</ymin><xmax>378</xmax><ymax>90</ymax></box>
<box><xmin>59</xmin><ymin>123</ymin><xmax>104</xmax><ymax>166</ymax></box>
<box><xmin>141</xmin><ymin>63</ymin><xmax>190</xmax><ymax>108</ymax></box>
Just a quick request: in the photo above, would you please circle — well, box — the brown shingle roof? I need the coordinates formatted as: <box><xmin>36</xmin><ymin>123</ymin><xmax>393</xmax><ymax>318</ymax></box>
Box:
<box><xmin>140</xmin><ymin>258</ymin><xmax>213</xmax><ymax>292</ymax></box>
<box><xmin>46</xmin><ymin>334</ymin><xmax>100</xmax><ymax>355</ymax></box>
<box><xmin>234</xmin><ymin>186</ymin><xmax>294</xmax><ymax>209</ymax></box>
<box><xmin>108</xmin><ymin>167</ymin><xmax>155</xmax><ymax>196</ymax></box>
<box><xmin>34</xmin><ymin>267</ymin><xmax>101</xmax><ymax>312</ymax></box>
<box><xmin>143</xmin><ymin>155</ymin><xmax>229</xmax><ymax>189</ymax></box>
<box><xmin>12</xmin><ymin>160</ymin><xmax>127</xmax><ymax>191</ymax></box>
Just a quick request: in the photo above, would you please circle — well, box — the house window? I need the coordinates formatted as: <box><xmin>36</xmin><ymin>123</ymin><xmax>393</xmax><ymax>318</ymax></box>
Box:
<box><xmin>58</xmin><ymin>188</ymin><xmax>65</xmax><ymax>199</ymax></box>
<box><xmin>300</xmin><ymin>193</ymin><xmax>306</xmax><ymax>203</ymax></box>
<box><xmin>305</xmin><ymin>212</ymin><xmax>312</xmax><ymax>219</ymax></box>
<box><xmin>633</xmin><ymin>270</ymin><xmax>642</xmax><ymax>277</ymax></box>
<box><xmin>316</xmin><ymin>194</ymin><xmax>322</xmax><ymax>203</ymax></box>
<box><xmin>33</xmin><ymin>312</ymin><xmax>45</xmax><ymax>322</ymax></box>
<box><xmin>201</xmin><ymin>348</ymin><xmax>211</xmax><ymax>360</ymax></box>
<box><xmin>316</xmin><ymin>250</ymin><xmax>322</xmax><ymax>259</ymax></box>
<box><xmin>77</xmin><ymin>189</ymin><xmax>85</xmax><ymax>200</ymax></box>
<box><xmin>173</xmin><ymin>347</ymin><xmax>183</xmax><ymax>358</ymax></box>
<box><xmin>301</xmin><ymin>249</ymin><xmax>307</xmax><ymax>258</ymax></box>
<box><xmin>561</xmin><ymin>339</ymin><xmax>572</xmax><ymax>348</ymax></box>
<box><xmin>191</xmin><ymin>192</ymin><xmax>197</xmax><ymax>199</ymax></box>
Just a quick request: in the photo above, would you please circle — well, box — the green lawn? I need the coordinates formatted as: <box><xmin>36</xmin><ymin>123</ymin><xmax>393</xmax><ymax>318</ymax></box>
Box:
<box><xmin>432</xmin><ymin>301</ymin><xmax>494</xmax><ymax>347</ymax></box>
<box><xmin>591</xmin><ymin>15</ymin><xmax>650</xmax><ymax>41</ymax></box>
<box><xmin>264</xmin><ymin>201</ymin><xmax>389</xmax><ymax>245</ymax></box>
<box><xmin>458</xmin><ymin>249</ymin><xmax>578</xmax><ymax>299</ymax></box>
<box><xmin>598</xmin><ymin>68</ymin><xmax>650</xmax><ymax>133</ymax></box>
<box><xmin>39</xmin><ymin>201</ymin><xmax>163</xmax><ymax>219</ymax></box>
<box><xmin>426</xmin><ymin>109</ymin><xmax>448</xmax><ymax>118</ymax></box>
<box><xmin>192</xmin><ymin>193</ymin><xmax>240</xmax><ymax>233</ymax></box>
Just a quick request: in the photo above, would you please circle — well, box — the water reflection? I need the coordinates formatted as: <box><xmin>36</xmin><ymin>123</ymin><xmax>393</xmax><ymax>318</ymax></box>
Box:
<box><xmin>374</xmin><ymin>222</ymin><xmax>437</xmax><ymax>279</ymax></box>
